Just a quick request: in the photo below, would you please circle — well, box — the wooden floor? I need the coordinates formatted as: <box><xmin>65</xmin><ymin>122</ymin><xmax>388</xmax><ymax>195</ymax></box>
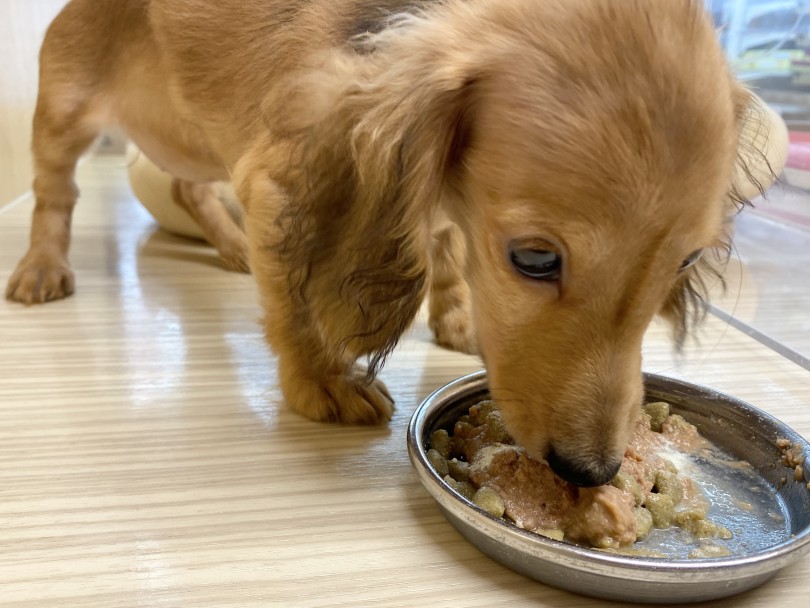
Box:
<box><xmin>1</xmin><ymin>156</ymin><xmax>809</xmax><ymax>607</ymax></box>
<box><xmin>723</xmin><ymin>208</ymin><xmax>810</xmax><ymax>361</ymax></box>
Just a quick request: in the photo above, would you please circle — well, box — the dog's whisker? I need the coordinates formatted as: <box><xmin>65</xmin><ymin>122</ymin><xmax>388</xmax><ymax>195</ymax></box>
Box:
<box><xmin>651</xmin><ymin>226</ymin><xmax>748</xmax><ymax>380</ymax></box>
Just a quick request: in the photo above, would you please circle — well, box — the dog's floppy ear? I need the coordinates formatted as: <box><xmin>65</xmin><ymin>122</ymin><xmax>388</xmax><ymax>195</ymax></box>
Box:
<box><xmin>730</xmin><ymin>87</ymin><xmax>787</xmax><ymax>206</ymax></box>
<box><xmin>269</xmin><ymin>52</ymin><xmax>477</xmax><ymax>373</ymax></box>
<box><xmin>660</xmin><ymin>83</ymin><xmax>775</xmax><ymax>347</ymax></box>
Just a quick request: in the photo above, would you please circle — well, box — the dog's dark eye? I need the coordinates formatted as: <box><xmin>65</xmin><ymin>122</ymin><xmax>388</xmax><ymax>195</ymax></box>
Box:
<box><xmin>679</xmin><ymin>249</ymin><xmax>703</xmax><ymax>272</ymax></box>
<box><xmin>510</xmin><ymin>247</ymin><xmax>562</xmax><ymax>281</ymax></box>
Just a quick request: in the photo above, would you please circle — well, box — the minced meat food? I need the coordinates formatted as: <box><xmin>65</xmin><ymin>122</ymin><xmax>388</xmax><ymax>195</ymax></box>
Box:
<box><xmin>429</xmin><ymin>400</ymin><xmax>732</xmax><ymax>552</ymax></box>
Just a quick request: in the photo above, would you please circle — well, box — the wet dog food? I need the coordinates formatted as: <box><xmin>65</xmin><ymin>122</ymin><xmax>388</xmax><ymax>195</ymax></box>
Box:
<box><xmin>429</xmin><ymin>400</ymin><xmax>732</xmax><ymax>553</ymax></box>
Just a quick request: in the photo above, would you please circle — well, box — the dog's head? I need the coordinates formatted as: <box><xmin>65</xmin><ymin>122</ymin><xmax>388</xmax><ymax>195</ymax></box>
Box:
<box><xmin>268</xmin><ymin>0</ymin><xmax>759</xmax><ymax>485</ymax></box>
<box><xmin>443</xmin><ymin>0</ymin><xmax>752</xmax><ymax>486</ymax></box>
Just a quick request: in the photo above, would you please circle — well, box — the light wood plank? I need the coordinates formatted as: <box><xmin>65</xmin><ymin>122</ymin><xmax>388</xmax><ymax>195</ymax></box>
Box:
<box><xmin>709</xmin><ymin>209</ymin><xmax>810</xmax><ymax>361</ymax></box>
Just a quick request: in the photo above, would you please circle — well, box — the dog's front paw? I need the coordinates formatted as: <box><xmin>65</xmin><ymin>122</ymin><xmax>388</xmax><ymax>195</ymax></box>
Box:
<box><xmin>429</xmin><ymin>307</ymin><xmax>478</xmax><ymax>355</ymax></box>
<box><xmin>6</xmin><ymin>251</ymin><xmax>75</xmax><ymax>304</ymax></box>
<box><xmin>281</xmin><ymin>367</ymin><xmax>394</xmax><ymax>425</ymax></box>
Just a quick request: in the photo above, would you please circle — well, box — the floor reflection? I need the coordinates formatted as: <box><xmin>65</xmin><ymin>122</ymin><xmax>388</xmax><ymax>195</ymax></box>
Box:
<box><xmin>727</xmin><ymin>210</ymin><xmax>810</xmax><ymax>363</ymax></box>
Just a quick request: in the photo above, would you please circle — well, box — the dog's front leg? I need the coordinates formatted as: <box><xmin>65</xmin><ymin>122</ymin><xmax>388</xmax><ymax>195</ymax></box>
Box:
<box><xmin>428</xmin><ymin>220</ymin><xmax>478</xmax><ymax>355</ymax></box>
<box><xmin>239</xmin><ymin>172</ymin><xmax>394</xmax><ymax>425</ymax></box>
<box><xmin>6</xmin><ymin>99</ymin><xmax>101</xmax><ymax>304</ymax></box>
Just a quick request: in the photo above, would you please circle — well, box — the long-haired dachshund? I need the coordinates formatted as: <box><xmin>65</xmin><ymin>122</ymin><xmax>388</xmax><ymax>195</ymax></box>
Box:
<box><xmin>7</xmin><ymin>0</ymin><xmax>761</xmax><ymax>486</ymax></box>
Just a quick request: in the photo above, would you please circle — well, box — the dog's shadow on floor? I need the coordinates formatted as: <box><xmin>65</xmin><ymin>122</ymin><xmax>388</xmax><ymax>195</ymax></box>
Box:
<box><xmin>136</xmin><ymin>226</ymin><xmax>232</xmax><ymax>272</ymax></box>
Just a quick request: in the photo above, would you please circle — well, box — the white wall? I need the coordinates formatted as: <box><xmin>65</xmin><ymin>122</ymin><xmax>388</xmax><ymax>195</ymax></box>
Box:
<box><xmin>0</xmin><ymin>1</ymin><xmax>69</xmax><ymax>206</ymax></box>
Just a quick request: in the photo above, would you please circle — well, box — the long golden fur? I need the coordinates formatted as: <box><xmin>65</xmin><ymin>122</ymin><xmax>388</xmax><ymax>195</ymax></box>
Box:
<box><xmin>7</xmin><ymin>0</ymin><xmax>759</xmax><ymax>486</ymax></box>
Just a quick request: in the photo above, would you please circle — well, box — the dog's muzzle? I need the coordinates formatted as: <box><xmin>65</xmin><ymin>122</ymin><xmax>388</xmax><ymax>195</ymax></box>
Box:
<box><xmin>546</xmin><ymin>447</ymin><xmax>622</xmax><ymax>487</ymax></box>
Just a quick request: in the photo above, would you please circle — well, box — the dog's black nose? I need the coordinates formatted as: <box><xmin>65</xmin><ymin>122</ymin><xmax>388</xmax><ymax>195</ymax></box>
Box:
<box><xmin>546</xmin><ymin>448</ymin><xmax>621</xmax><ymax>487</ymax></box>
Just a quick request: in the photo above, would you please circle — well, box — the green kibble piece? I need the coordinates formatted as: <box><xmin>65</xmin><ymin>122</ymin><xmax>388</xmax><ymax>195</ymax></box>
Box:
<box><xmin>443</xmin><ymin>476</ymin><xmax>477</xmax><ymax>501</ymax></box>
<box><xmin>590</xmin><ymin>534</ymin><xmax>618</xmax><ymax>550</ymax></box>
<box><xmin>612</xmin><ymin>472</ymin><xmax>645</xmax><ymax>507</ymax></box>
<box><xmin>673</xmin><ymin>508</ymin><xmax>708</xmax><ymax>530</ymax></box>
<box><xmin>453</xmin><ymin>420</ymin><xmax>474</xmax><ymax>437</ymax></box>
<box><xmin>455</xmin><ymin>481</ymin><xmax>477</xmax><ymax>501</ymax></box>
<box><xmin>689</xmin><ymin>520</ymin><xmax>720</xmax><ymax>539</ymax></box>
<box><xmin>470</xmin><ymin>400</ymin><xmax>497</xmax><ymax>425</ymax></box>
<box><xmin>654</xmin><ymin>469</ymin><xmax>683</xmax><ymax>505</ymax></box>
<box><xmin>473</xmin><ymin>486</ymin><xmax>505</xmax><ymax>517</ymax></box>
<box><xmin>447</xmin><ymin>478</ymin><xmax>476</xmax><ymax>501</ymax></box>
<box><xmin>443</xmin><ymin>475</ymin><xmax>476</xmax><ymax>500</ymax></box>
<box><xmin>688</xmin><ymin>543</ymin><xmax>732</xmax><ymax>559</ymax></box>
<box><xmin>427</xmin><ymin>448</ymin><xmax>449</xmax><ymax>477</ymax></box>
<box><xmin>536</xmin><ymin>528</ymin><xmax>565</xmax><ymax>541</ymax></box>
<box><xmin>665</xmin><ymin>414</ymin><xmax>692</xmax><ymax>434</ymax></box>
<box><xmin>478</xmin><ymin>399</ymin><xmax>498</xmax><ymax>414</ymax></box>
<box><xmin>644</xmin><ymin>402</ymin><xmax>671</xmax><ymax>432</ymax></box>
<box><xmin>634</xmin><ymin>507</ymin><xmax>654</xmax><ymax>541</ymax></box>
<box><xmin>676</xmin><ymin>513</ymin><xmax>733</xmax><ymax>540</ymax></box>
<box><xmin>448</xmin><ymin>458</ymin><xmax>470</xmax><ymax>482</ymax></box>
<box><xmin>645</xmin><ymin>493</ymin><xmax>675</xmax><ymax>528</ymax></box>
<box><xmin>430</xmin><ymin>429</ymin><xmax>452</xmax><ymax>458</ymax></box>
<box><xmin>485</xmin><ymin>411</ymin><xmax>511</xmax><ymax>443</ymax></box>
<box><xmin>718</xmin><ymin>526</ymin><xmax>733</xmax><ymax>540</ymax></box>
<box><xmin>449</xmin><ymin>437</ymin><xmax>465</xmax><ymax>460</ymax></box>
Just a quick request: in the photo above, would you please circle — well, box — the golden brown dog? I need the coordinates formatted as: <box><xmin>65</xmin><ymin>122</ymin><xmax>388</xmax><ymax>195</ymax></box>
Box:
<box><xmin>7</xmin><ymin>0</ymin><xmax>758</xmax><ymax>486</ymax></box>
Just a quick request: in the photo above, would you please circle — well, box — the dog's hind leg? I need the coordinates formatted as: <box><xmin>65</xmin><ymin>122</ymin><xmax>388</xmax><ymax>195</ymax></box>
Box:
<box><xmin>171</xmin><ymin>180</ymin><xmax>250</xmax><ymax>273</ymax></box>
<box><xmin>428</xmin><ymin>221</ymin><xmax>478</xmax><ymax>355</ymax></box>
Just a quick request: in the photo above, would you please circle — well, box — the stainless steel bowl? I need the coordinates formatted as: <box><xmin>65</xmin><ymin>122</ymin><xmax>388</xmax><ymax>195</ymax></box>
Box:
<box><xmin>407</xmin><ymin>371</ymin><xmax>810</xmax><ymax>603</ymax></box>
